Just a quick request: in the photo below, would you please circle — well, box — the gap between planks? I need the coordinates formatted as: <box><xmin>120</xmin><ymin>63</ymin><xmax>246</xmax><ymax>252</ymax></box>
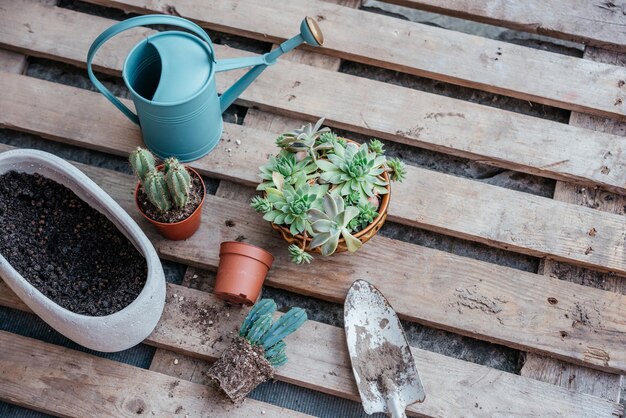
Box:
<box><xmin>4</xmin><ymin>1</ymin><xmax>626</xmax><ymax>195</ymax></box>
<box><xmin>79</xmin><ymin>0</ymin><xmax>626</xmax><ymax>119</ymax></box>
<box><xmin>375</xmin><ymin>0</ymin><xmax>626</xmax><ymax>53</ymax></box>
<box><xmin>521</xmin><ymin>46</ymin><xmax>626</xmax><ymax>405</ymax></box>
<box><xmin>0</xmin><ymin>142</ymin><xmax>624</xmax><ymax>376</ymax></box>
<box><xmin>0</xmin><ymin>278</ymin><xmax>622</xmax><ymax>417</ymax></box>
<box><xmin>3</xmin><ymin>71</ymin><xmax>626</xmax><ymax>278</ymax></box>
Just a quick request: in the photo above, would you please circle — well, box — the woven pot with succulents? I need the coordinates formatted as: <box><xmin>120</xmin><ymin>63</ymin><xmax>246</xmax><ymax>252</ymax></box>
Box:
<box><xmin>207</xmin><ymin>299</ymin><xmax>307</xmax><ymax>403</ymax></box>
<box><xmin>251</xmin><ymin>118</ymin><xmax>407</xmax><ymax>264</ymax></box>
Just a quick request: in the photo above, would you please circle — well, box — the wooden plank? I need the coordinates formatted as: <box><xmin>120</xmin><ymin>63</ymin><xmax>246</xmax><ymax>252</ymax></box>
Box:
<box><xmin>80</xmin><ymin>0</ymin><xmax>626</xmax><ymax>120</ymax></box>
<box><xmin>5</xmin><ymin>3</ymin><xmax>626</xmax><ymax>195</ymax></box>
<box><xmin>0</xmin><ymin>150</ymin><xmax>625</xmax><ymax>375</ymax></box>
<box><xmin>0</xmin><ymin>49</ymin><xmax>26</xmax><ymax>74</ymax></box>
<box><xmin>0</xmin><ymin>331</ymin><xmax>311</xmax><ymax>418</ymax></box>
<box><xmin>5</xmin><ymin>73</ymin><xmax>626</xmax><ymax>277</ymax></box>
<box><xmin>376</xmin><ymin>0</ymin><xmax>626</xmax><ymax>53</ymax></box>
<box><xmin>0</xmin><ymin>282</ymin><xmax>622</xmax><ymax>417</ymax></box>
<box><xmin>522</xmin><ymin>46</ymin><xmax>626</xmax><ymax>404</ymax></box>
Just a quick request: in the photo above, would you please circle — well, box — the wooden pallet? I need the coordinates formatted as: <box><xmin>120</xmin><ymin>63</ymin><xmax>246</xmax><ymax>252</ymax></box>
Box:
<box><xmin>0</xmin><ymin>0</ymin><xmax>624</xmax><ymax>416</ymax></box>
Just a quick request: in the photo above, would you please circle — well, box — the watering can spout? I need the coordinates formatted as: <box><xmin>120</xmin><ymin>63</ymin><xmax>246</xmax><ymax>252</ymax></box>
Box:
<box><xmin>217</xmin><ymin>17</ymin><xmax>324</xmax><ymax>113</ymax></box>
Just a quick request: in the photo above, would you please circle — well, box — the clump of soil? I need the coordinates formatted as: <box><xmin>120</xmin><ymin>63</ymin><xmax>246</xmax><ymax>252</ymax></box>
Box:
<box><xmin>207</xmin><ymin>336</ymin><xmax>274</xmax><ymax>403</ymax></box>
<box><xmin>137</xmin><ymin>174</ymin><xmax>203</xmax><ymax>223</ymax></box>
<box><xmin>0</xmin><ymin>171</ymin><xmax>147</xmax><ymax>316</ymax></box>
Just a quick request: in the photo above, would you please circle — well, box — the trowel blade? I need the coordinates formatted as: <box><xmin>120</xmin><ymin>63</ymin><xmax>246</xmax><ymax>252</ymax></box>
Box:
<box><xmin>344</xmin><ymin>280</ymin><xmax>426</xmax><ymax>416</ymax></box>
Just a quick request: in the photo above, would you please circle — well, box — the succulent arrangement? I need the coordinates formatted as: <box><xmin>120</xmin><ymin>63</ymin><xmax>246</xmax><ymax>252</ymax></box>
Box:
<box><xmin>207</xmin><ymin>299</ymin><xmax>307</xmax><ymax>403</ymax></box>
<box><xmin>251</xmin><ymin>119</ymin><xmax>406</xmax><ymax>263</ymax></box>
<box><xmin>129</xmin><ymin>147</ymin><xmax>192</xmax><ymax>212</ymax></box>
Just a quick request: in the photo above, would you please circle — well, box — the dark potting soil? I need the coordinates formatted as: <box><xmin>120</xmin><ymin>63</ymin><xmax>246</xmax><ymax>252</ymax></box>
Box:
<box><xmin>137</xmin><ymin>174</ymin><xmax>204</xmax><ymax>223</ymax></box>
<box><xmin>0</xmin><ymin>171</ymin><xmax>148</xmax><ymax>316</ymax></box>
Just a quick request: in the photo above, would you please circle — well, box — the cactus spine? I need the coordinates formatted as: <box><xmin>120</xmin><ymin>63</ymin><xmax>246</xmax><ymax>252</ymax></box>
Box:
<box><xmin>129</xmin><ymin>147</ymin><xmax>155</xmax><ymax>183</ymax></box>
<box><xmin>165</xmin><ymin>160</ymin><xmax>192</xmax><ymax>209</ymax></box>
<box><xmin>143</xmin><ymin>170</ymin><xmax>171</xmax><ymax>211</ymax></box>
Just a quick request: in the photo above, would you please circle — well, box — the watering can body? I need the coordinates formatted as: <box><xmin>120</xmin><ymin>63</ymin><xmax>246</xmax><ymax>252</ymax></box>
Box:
<box><xmin>87</xmin><ymin>15</ymin><xmax>324</xmax><ymax>162</ymax></box>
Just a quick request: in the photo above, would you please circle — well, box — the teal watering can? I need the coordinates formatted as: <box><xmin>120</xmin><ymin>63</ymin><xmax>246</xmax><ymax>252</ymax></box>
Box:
<box><xmin>87</xmin><ymin>15</ymin><xmax>324</xmax><ymax>162</ymax></box>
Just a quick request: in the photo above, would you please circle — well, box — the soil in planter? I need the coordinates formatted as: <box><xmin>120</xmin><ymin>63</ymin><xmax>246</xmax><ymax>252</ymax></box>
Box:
<box><xmin>0</xmin><ymin>171</ymin><xmax>147</xmax><ymax>316</ymax></box>
<box><xmin>137</xmin><ymin>174</ymin><xmax>204</xmax><ymax>223</ymax></box>
<box><xmin>207</xmin><ymin>336</ymin><xmax>274</xmax><ymax>403</ymax></box>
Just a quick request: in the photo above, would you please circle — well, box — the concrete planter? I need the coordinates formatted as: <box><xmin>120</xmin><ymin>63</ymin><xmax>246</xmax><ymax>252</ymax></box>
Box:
<box><xmin>0</xmin><ymin>149</ymin><xmax>165</xmax><ymax>352</ymax></box>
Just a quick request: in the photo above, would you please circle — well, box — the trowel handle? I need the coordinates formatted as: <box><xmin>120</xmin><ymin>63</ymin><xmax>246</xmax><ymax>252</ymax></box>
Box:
<box><xmin>387</xmin><ymin>393</ymin><xmax>408</xmax><ymax>418</ymax></box>
<box><xmin>87</xmin><ymin>15</ymin><xmax>216</xmax><ymax>125</ymax></box>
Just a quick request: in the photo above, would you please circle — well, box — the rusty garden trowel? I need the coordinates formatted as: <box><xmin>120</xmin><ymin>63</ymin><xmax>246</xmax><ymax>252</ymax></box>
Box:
<box><xmin>344</xmin><ymin>280</ymin><xmax>426</xmax><ymax>417</ymax></box>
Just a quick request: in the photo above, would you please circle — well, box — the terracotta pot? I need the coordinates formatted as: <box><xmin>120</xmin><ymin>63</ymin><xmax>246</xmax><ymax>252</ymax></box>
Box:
<box><xmin>271</xmin><ymin>139</ymin><xmax>391</xmax><ymax>254</ymax></box>
<box><xmin>214</xmin><ymin>242</ymin><xmax>274</xmax><ymax>306</ymax></box>
<box><xmin>135</xmin><ymin>165</ymin><xmax>205</xmax><ymax>241</ymax></box>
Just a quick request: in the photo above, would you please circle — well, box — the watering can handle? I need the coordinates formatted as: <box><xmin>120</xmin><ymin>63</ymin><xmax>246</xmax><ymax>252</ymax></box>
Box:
<box><xmin>87</xmin><ymin>15</ymin><xmax>216</xmax><ymax>125</ymax></box>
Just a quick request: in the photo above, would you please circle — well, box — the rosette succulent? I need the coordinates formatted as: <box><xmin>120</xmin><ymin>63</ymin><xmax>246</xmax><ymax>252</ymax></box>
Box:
<box><xmin>275</xmin><ymin>118</ymin><xmax>332</xmax><ymax>156</ymax></box>
<box><xmin>308</xmin><ymin>194</ymin><xmax>362</xmax><ymax>256</ymax></box>
<box><xmin>317</xmin><ymin>142</ymin><xmax>389</xmax><ymax>204</ymax></box>
<box><xmin>262</xmin><ymin>183</ymin><xmax>327</xmax><ymax>235</ymax></box>
<box><xmin>257</xmin><ymin>150</ymin><xmax>318</xmax><ymax>191</ymax></box>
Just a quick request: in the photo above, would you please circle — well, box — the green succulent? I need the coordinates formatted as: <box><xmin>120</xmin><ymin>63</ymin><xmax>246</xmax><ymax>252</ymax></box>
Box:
<box><xmin>317</xmin><ymin>142</ymin><xmax>388</xmax><ymax>203</ymax></box>
<box><xmin>257</xmin><ymin>150</ymin><xmax>318</xmax><ymax>191</ymax></box>
<box><xmin>275</xmin><ymin>118</ymin><xmax>333</xmax><ymax>157</ymax></box>
<box><xmin>343</xmin><ymin>190</ymin><xmax>361</xmax><ymax>207</ymax></box>
<box><xmin>263</xmin><ymin>183</ymin><xmax>327</xmax><ymax>235</ymax></box>
<box><xmin>348</xmin><ymin>201</ymin><xmax>379</xmax><ymax>232</ymax></box>
<box><xmin>308</xmin><ymin>193</ymin><xmax>362</xmax><ymax>256</ymax></box>
<box><xmin>276</xmin><ymin>118</ymin><xmax>330</xmax><ymax>150</ymax></box>
<box><xmin>368</xmin><ymin>139</ymin><xmax>385</xmax><ymax>156</ymax></box>
<box><xmin>387</xmin><ymin>157</ymin><xmax>407</xmax><ymax>182</ymax></box>
<box><xmin>251</xmin><ymin>196</ymin><xmax>273</xmax><ymax>214</ymax></box>
<box><xmin>288</xmin><ymin>244</ymin><xmax>313</xmax><ymax>264</ymax></box>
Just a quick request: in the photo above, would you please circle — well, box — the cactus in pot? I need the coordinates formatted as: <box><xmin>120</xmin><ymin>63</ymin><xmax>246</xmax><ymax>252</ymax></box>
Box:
<box><xmin>208</xmin><ymin>299</ymin><xmax>307</xmax><ymax>403</ymax></box>
<box><xmin>129</xmin><ymin>147</ymin><xmax>205</xmax><ymax>240</ymax></box>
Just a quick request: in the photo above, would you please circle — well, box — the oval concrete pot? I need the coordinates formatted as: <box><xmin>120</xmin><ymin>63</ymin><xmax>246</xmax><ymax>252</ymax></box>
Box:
<box><xmin>0</xmin><ymin>149</ymin><xmax>166</xmax><ymax>352</ymax></box>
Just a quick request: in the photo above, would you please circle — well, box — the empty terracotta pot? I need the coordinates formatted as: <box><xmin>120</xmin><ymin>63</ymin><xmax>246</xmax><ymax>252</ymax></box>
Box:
<box><xmin>214</xmin><ymin>242</ymin><xmax>274</xmax><ymax>305</ymax></box>
<box><xmin>135</xmin><ymin>166</ymin><xmax>205</xmax><ymax>241</ymax></box>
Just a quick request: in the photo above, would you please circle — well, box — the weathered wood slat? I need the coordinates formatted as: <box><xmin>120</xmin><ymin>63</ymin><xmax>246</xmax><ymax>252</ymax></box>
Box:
<box><xmin>376</xmin><ymin>0</ymin><xmax>626</xmax><ymax>53</ymax></box>
<box><xmin>0</xmin><ymin>146</ymin><xmax>625</xmax><ymax>375</ymax></box>
<box><xmin>522</xmin><ymin>46</ymin><xmax>626</xmax><ymax>405</ymax></box>
<box><xmin>4</xmin><ymin>72</ymin><xmax>626</xmax><ymax>278</ymax></box>
<box><xmin>0</xmin><ymin>49</ymin><xmax>26</xmax><ymax>74</ymax></box>
<box><xmin>80</xmin><ymin>0</ymin><xmax>626</xmax><ymax>119</ymax></box>
<box><xmin>0</xmin><ymin>282</ymin><xmax>622</xmax><ymax>417</ymax></box>
<box><xmin>0</xmin><ymin>331</ymin><xmax>311</xmax><ymax>418</ymax></box>
<box><xmin>4</xmin><ymin>2</ymin><xmax>626</xmax><ymax>195</ymax></box>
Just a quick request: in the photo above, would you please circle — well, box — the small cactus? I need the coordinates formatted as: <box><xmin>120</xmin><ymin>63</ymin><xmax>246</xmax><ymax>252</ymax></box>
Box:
<box><xmin>238</xmin><ymin>299</ymin><xmax>307</xmax><ymax>365</ymax></box>
<box><xmin>143</xmin><ymin>170</ymin><xmax>171</xmax><ymax>211</ymax></box>
<box><xmin>129</xmin><ymin>148</ymin><xmax>198</xmax><ymax>213</ymax></box>
<box><xmin>129</xmin><ymin>147</ymin><xmax>155</xmax><ymax>183</ymax></box>
<box><xmin>165</xmin><ymin>162</ymin><xmax>192</xmax><ymax>209</ymax></box>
